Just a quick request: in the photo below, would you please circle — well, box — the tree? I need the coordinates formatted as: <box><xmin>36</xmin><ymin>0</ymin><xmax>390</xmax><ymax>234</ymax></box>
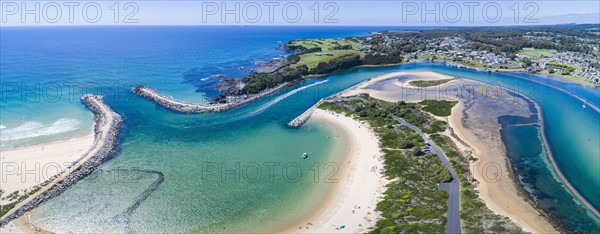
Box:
<box><xmin>412</xmin><ymin>148</ymin><xmax>424</xmax><ymax>156</ymax></box>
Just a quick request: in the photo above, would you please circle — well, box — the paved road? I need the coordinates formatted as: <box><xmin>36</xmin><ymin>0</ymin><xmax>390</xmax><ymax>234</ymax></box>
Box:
<box><xmin>391</xmin><ymin>116</ymin><xmax>462</xmax><ymax>234</ymax></box>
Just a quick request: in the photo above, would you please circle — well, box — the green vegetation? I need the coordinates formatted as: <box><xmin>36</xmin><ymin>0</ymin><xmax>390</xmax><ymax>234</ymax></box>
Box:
<box><xmin>242</xmin><ymin>24</ymin><xmax>600</xmax><ymax>96</ymax></box>
<box><xmin>0</xmin><ymin>202</ymin><xmax>17</xmax><ymax>217</ymax></box>
<box><xmin>240</xmin><ymin>39</ymin><xmax>365</xmax><ymax>94</ymax></box>
<box><xmin>546</xmin><ymin>62</ymin><xmax>576</xmax><ymax>75</ymax></box>
<box><xmin>429</xmin><ymin>134</ymin><xmax>524</xmax><ymax>234</ymax></box>
<box><xmin>319</xmin><ymin>95</ymin><xmax>524</xmax><ymax>233</ymax></box>
<box><xmin>419</xmin><ymin>100</ymin><xmax>458</xmax><ymax>117</ymax></box>
<box><xmin>311</xmin><ymin>53</ymin><xmax>362</xmax><ymax>74</ymax></box>
<box><xmin>286</xmin><ymin>38</ymin><xmax>364</xmax><ymax>69</ymax></box>
<box><xmin>318</xmin><ymin>95</ymin><xmax>452</xmax><ymax>233</ymax></box>
<box><xmin>363</xmin><ymin>53</ymin><xmax>403</xmax><ymax>65</ymax></box>
<box><xmin>286</xmin><ymin>38</ymin><xmax>360</xmax><ymax>51</ymax></box>
<box><xmin>241</xmin><ymin>37</ymin><xmax>406</xmax><ymax>94</ymax></box>
<box><xmin>372</xmin><ymin>150</ymin><xmax>450</xmax><ymax>233</ymax></box>
<box><xmin>297</xmin><ymin>50</ymin><xmax>363</xmax><ymax>69</ymax></box>
<box><xmin>518</xmin><ymin>48</ymin><xmax>557</xmax><ymax>58</ymax></box>
<box><xmin>0</xmin><ymin>186</ymin><xmax>41</xmax><ymax>217</ymax></box>
<box><xmin>242</xmin><ymin>66</ymin><xmax>308</xmax><ymax>94</ymax></box>
<box><xmin>287</xmin><ymin>54</ymin><xmax>300</xmax><ymax>64</ymax></box>
<box><xmin>409</xmin><ymin>79</ymin><xmax>455</xmax><ymax>87</ymax></box>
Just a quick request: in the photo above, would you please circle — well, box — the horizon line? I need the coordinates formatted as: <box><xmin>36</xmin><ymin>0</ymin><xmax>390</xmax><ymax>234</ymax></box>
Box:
<box><xmin>2</xmin><ymin>23</ymin><xmax>599</xmax><ymax>28</ymax></box>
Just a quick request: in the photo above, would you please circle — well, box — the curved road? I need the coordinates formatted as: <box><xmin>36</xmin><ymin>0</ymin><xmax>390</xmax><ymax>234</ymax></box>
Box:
<box><xmin>391</xmin><ymin>116</ymin><xmax>462</xmax><ymax>234</ymax></box>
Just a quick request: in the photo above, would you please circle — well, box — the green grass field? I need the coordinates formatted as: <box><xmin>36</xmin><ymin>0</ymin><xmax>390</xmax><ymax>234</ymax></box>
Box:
<box><xmin>288</xmin><ymin>38</ymin><xmax>360</xmax><ymax>51</ymax></box>
<box><xmin>538</xmin><ymin>69</ymin><xmax>596</xmax><ymax>87</ymax></box>
<box><xmin>288</xmin><ymin>38</ymin><xmax>363</xmax><ymax>69</ymax></box>
<box><xmin>518</xmin><ymin>48</ymin><xmax>557</xmax><ymax>58</ymax></box>
<box><xmin>296</xmin><ymin>50</ymin><xmax>363</xmax><ymax>69</ymax></box>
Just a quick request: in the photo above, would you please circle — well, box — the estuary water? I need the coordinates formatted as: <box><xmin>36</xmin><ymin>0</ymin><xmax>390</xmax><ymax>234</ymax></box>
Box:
<box><xmin>0</xmin><ymin>27</ymin><xmax>598</xmax><ymax>232</ymax></box>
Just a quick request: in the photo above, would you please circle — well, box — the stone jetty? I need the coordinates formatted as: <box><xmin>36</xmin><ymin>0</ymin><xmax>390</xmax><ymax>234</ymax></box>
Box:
<box><xmin>0</xmin><ymin>95</ymin><xmax>123</xmax><ymax>227</ymax></box>
<box><xmin>132</xmin><ymin>83</ymin><xmax>289</xmax><ymax>113</ymax></box>
<box><xmin>287</xmin><ymin>99</ymin><xmax>325</xmax><ymax>128</ymax></box>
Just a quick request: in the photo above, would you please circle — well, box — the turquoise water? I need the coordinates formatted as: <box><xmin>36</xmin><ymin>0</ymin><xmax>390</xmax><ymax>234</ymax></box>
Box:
<box><xmin>0</xmin><ymin>26</ymin><xmax>387</xmax><ymax>149</ymax></box>
<box><xmin>1</xmin><ymin>27</ymin><xmax>598</xmax><ymax>232</ymax></box>
<box><xmin>500</xmin><ymin>115</ymin><xmax>600</xmax><ymax>232</ymax></box>
<box><xmin>411</xmin><ymin>64</ymin><xmax>600</xmax><ymax>211</ymax></box>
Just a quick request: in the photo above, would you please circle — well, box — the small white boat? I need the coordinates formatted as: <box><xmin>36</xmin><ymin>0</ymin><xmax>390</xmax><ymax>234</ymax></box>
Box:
<box><xmin>583</xmin><ymin>104</ymin><xmax>587</xmax><ymax>109</ymax></box>
<box><xmin>302</xmin><ymin>153</ymin><xmax>308</xmax><ymax>159</ymax></box>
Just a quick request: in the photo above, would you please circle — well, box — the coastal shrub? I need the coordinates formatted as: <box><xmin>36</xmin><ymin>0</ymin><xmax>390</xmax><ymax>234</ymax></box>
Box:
<box><xmin>429</xmin><ymin>134</ymin><xmax>525</xmax><ymax>234</ymax></box>
<box><xmin>299</xmin><ymin>47</ymin><xmax>322</xmax><ymax>54</ymax></box>
<box><xmin>311</xmin><ymin>53</ymin><xmax>362</xmax><ymax>74</ymax></box>
<box><xmin>429</xmin><ymin>159</ymin><xmax>453</xmax><ymax>183</ymax></box>
<box><xmin>423</xmin><ymin>120</ymin><xmax>448</xmax><ymax>134</ymax></box>
<box><xmin>242</xmin><ymin>73</ymin><xmax>284</xmax><ymax>94</ymax></box>
<box><xmin>283</xmin><ymin>43</ymin><xmax>306</xmax><ymax>51</ymax></box>
<box><xmin>363</xmin><ymin>53</ymin><xmax>403</xmax><ymax>65</ymax></box>
<box><xmin>322</xmin><ymin>95</ymin><xmax>524</xmax><ymax>234</ymax></box>
<box><xmin>0</xmin><ymin>202</ymin><xmax>17</xmax><ymax>217</ymax></box>
<box><xmin>241</xmin><ymin>65</ymin><xmax>309</xmax><ymax>94</ymax></box>
<box><xmin>419</xmin><ymin>100</ymin><xmax>458</xmax><ymax>117</ymax></box>
<box><xmin>370</xmin><ymin>148</ymin><xmax>448</xmax><ymax>234</ymax></box>
<box><xmin>313</xmin><ymin>62</ymin><xmax>335</xmax><ymax>74</ymax></box>
<box><xmin>287</xmin><ymin>54</ymin><xmax>301</xmax><ymax>64</ymax></box>
<box><xmin>332</xmin><ymin>44</ymin><xmax>353</xmax><ymax>50</ymax></box>
<box><xmin>409</xmin><ymin>79</ymin><xmax>455</xmax><ymax>88</ymax></box>
<box><xmin>412</xmin><ymin>148</ymin><xmax>424</xmax><ymax>156</ymax></box>
<box><xmin>318</xmin><ymin>102</ymin><xmax>346</xmax><ymax>113</ymax></box>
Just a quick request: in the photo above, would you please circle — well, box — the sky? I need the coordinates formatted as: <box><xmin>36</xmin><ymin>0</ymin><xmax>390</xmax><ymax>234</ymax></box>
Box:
<box><xmin>1</xmin><ymin>0</ymin><xmax>599</xmax><ymax>26</ymax></box>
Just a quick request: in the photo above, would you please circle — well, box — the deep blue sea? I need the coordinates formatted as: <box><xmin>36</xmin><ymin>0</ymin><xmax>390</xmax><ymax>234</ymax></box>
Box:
<box><xmin>1</xmin><ymin>26</ymin><xmax>598</xmax><ymax>232</ymax></box>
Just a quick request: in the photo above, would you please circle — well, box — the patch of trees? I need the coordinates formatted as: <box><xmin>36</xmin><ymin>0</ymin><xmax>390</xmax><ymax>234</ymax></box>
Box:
<box><xmin>331</xmin><ymin>44</ymin><xmax>353</xmax><ymax>50</ymax></box>
<box><xmin>298</xmin><ymin>47</ymin><xmax>322</xmax><ymax>54</ymax></box>
<box><xmin>282</xmin><ymin>44</ymin><xmax>305</xmax><ymax>52</ymax></box>
<box><xmin>521</xmin><ymin>57</ymin><xmax>533</xmax><ymax>67</ymax></box>
<box><xmin>363</xmin><ymin>53</ymin><xmax>403</xmax><ymax>65</ymax></box>
<box><xmin>283</xmin><ymin>42</ymin><xmax>323</xmax><ymax>54</ymax></box>
<box><xmin>311</xmin><ymin>53</ymin><xmax>363</xmax><ymax>74</ymax></box>
<box><xmin>287</xmin><ymin>54</ymin><xmax>300</xmax><ymax>64</ymax></box>
<box><xmin>241</xmin><ymin>66</ymin><xmax>309</xmax><ymax>94</ymax></box>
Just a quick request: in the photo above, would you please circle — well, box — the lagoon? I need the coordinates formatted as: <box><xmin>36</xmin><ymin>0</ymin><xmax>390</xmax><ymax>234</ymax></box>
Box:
<box><xmin>1</xmin><ymin>27</ymin><xmax>598</xmax><ymax>232</ymax></box>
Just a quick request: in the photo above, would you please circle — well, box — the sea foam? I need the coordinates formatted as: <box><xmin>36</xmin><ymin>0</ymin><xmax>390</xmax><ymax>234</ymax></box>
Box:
<box><xmin>248</xmin><ymin>80</ymin><xmax>329</xmax><ymax>116</ymax></box>
<box><xmin>0</xmin><ymin>118</ymin><xmax>80</xmax><ymax>141</ymax></box>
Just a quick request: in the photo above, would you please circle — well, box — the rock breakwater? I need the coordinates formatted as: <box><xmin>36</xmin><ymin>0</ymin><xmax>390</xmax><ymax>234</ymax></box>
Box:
<box><xmin>132</xmin><ymin>83</ymin><xmax>289</xmax><ymax>113</ymax></box>
<box><xmin>0</xmin><ymin>95</ymin><xmax>123</xmax><ymax>227</ymax></box>
<box><xmin>287</xmin><ymin>99</ymin><xmax>324</xmax><ymax>128</ymax></box>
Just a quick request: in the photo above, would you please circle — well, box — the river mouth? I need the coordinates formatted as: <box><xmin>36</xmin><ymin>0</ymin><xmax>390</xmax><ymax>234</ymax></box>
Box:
<box><xmin>22</xmin><ymin>63</ymin><xmax>598</xmax><ymax>233</ymax></box>
<box><xmin>1</xmin><ymin>26</ymin><xmax>597</xmax><ymax>232</ymax></box>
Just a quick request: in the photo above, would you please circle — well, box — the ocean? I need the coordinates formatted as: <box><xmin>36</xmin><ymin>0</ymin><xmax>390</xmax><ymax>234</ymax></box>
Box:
<box><xmin>1</xmin><ymin>26</ymin><xmax>598</xmax><ymax>232</ymax></box>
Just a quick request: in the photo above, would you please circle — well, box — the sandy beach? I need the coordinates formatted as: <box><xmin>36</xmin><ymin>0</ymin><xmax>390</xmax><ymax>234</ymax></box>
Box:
<box><xmin>0</xmin><ymin>135</ymin><xmax>94</xmax><ymax>200</ymax></box>
<box><xmin>448</xmin><ymin>103</ymin><xmax>557</xmax><ymax>233</ymax></box>
<box><xmin>288</xmin><ymin>109</ymin><xmax>387</xmax><ymax>233</ymax></box>
<box><xmin>1</xmin><ymin>95</ymin><xmax>122</xmax><ymax>232</ymax></box>
<box><xmin>340</xmin><ymin>71</ymin><xmax>459</xmax><ymax>102</ymax></box>
<box><xmin>337</xmin><ymin>71</ymin><xmax>557</xmax><ymax>233</ymax></box>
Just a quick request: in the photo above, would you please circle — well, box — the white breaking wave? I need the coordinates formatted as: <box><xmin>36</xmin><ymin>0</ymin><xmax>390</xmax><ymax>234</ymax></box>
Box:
<box><xmin>0</xmin><ymin>125</ymin><xmax>5</xmax><ymax>129</ymax></box>
<box><xmin>0</xmin><ymin>118</ymin><xmax>81</xmax><ymax>141</ymax></box>
<box><xmin>248</xmin><ymin>80</ymin><xmax>330</xmax><ymax>116</ymax></box>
